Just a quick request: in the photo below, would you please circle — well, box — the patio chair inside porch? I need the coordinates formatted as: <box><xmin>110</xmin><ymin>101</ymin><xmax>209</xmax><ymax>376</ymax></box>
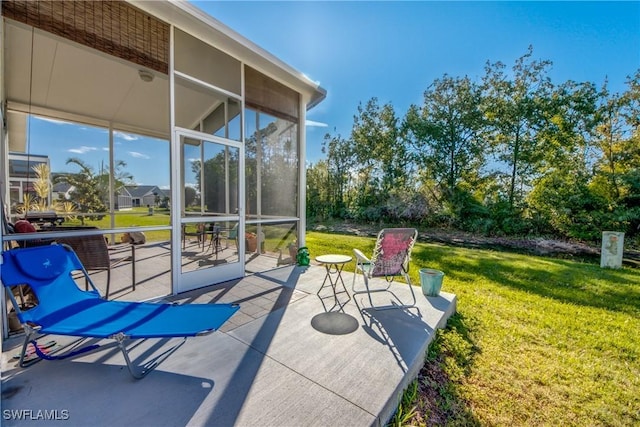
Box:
<box><xmin>56</xmin><ymin>230</ymin><xmax>132</xmax><ymax>300</ymax></box>
<box><xmin>182</xmin><ymin>223</ymin><xmax>205</xmax><ymax>250</ymax></box>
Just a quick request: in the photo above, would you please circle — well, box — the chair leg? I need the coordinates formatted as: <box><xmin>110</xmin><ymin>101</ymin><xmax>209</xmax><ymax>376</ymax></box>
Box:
<box><xmin>351</xmin><ymin>268</ymin><xmax>358</xmax><ymax>293</ymax></box>
<box><xmin>351</xmin><ymin>263</ymin><xmax>370</xmax><ymax>294</ymax></box>
<box><xmin>105</xmin><ymin>269</ymin><xmax>111</xmax><ymax>300</ymax></box>
<box><xmin>113</xmin><ymin>333</ymin><xmax>187</xmax><ymax>380</ymax></box>
<box><xmin>131</xmin><ymin>245</ymin><xmax>136</xmax><ymax>292</ymax></box>
<box><xmin>351</xmin><ymin>270</ymin><xmax>378</xmax><ymax>310</ymax></box>
<box><xmin>116</xmin><ymin>338</ymin><xmax>153</xmax><ymax>379</ymax></box>
<box><xmin>352</xmin><ymin>269</ymin><xmax>417</xmax><ymax>311</ymax></box>
<box><xmin>402</xmin><ymin>272</ymin><xmax>418</xmax><ymax>308</ymax></box>
<box><xmin>363</xmin><ymin>275</ymin><xmax>377</xmax><ymax>309</ymax></box>
<box><xmin>17</xmin><ymin>327</ymin><xmax>41</xmax><ymax>367</ymax></box>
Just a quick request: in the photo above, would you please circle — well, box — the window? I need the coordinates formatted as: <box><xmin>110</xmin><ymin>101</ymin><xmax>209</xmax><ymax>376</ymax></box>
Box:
<box><xmin>244</xmin><ymin>67</ymin><xmax>300</xmax><ymax>220</ymax></box>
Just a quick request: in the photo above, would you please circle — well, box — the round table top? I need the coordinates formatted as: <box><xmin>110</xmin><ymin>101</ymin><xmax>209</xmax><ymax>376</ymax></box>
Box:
<box><xmin>315</xmin><ymin>254</ymin><xmax>352</xmax><ymax>264</ymax></box>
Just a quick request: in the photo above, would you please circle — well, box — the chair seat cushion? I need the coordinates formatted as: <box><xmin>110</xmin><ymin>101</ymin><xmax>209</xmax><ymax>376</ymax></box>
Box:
<box><xmin>34</xmin><ymin>299</ymin><xmax>239</xmax><ymax>339</ymax></box>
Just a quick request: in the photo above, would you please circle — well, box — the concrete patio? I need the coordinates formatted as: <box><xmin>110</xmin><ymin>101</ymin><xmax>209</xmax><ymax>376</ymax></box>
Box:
<box><xmin>1</xmin><ymin>263</ymin><xmax>456</xmax><ymax>427</ymax></box>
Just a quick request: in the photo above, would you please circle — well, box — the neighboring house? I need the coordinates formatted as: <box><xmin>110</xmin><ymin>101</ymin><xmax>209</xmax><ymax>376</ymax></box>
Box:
<box><xmin>7</xmin><ymin>152</ymin><xmax>50</xmax><ymax>208</ymax></box>
<box><xmin>52</xmin><ymin>177</ymin><xmax>134</xmax><ymax>211</ymax></box>
<box><xmin>124</xmin><ymin>185</ymin><xmax>167</xmax><ymax>208</ymax></box>
<box><xmin>52</xmin><ymin>182</ymin><xmax>74</xmax><ymax>202</ymax></box>
<box><xmin>115</xmin><ymin>187</ymin><xmax>133</xmax><ymax>210</ymax></box>
<box><xmin>50</xmin><ymin>182</ymin><xmax>168</xmax><ymax>211</ymax></box>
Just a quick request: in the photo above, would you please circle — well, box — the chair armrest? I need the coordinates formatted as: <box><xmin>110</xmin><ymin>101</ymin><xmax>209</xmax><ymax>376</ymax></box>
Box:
<box><xmin>353</xmin><ymin>248</ymin><xmax>371</xmax><ymax>264</ymax></box>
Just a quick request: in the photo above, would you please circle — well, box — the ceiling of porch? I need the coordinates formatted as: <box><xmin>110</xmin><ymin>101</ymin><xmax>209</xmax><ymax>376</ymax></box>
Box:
<box><xmin>3</xmin><ymin>20</ymin><xmax>223</xmax><ymax>144</ymax></box>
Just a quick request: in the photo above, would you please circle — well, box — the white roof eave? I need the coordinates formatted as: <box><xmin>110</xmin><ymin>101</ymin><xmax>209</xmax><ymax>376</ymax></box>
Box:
<box><xmin>128</xmin><ymin>0</ymin><xmax>326</xmax><ymax>109</ymax></box>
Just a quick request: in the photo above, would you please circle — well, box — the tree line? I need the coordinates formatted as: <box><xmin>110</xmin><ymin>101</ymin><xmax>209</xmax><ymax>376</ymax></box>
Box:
<box><xmin>306</xmin><ymin>47</ymin><xmax>640</xmax><ymax>242</ymax></box>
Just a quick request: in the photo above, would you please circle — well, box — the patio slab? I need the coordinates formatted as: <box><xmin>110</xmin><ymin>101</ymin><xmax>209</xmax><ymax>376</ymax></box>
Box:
<box><xmin>1</xmin><ymin>265</ymin><xmax>456</xmax><ymax>427</ymax></box>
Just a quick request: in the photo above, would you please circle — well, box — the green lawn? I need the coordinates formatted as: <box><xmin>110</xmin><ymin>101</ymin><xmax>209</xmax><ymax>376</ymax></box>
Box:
<box><xmin>305</xmin><ymin>231</ymin><xmax>640</xmax><ymax>426</ymax></box>
<box><xmin>62</xmin><ymin>208</ymin><xmax>172</xmax><ymax>242</ymax></box>
<box><xmin>62</xmin><ymin>210</ymin><xmax>297</xmax><ymax>250</ymax></box>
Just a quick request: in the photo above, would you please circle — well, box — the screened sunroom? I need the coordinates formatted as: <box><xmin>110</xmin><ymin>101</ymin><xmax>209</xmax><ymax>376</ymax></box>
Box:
<box><xmin>0</xmin><ymin>0</ymin><xmax>325</xmax><ymax>333</ymax></box>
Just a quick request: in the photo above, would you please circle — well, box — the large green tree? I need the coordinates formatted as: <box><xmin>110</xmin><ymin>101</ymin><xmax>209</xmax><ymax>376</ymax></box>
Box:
<box><xmin>592</xmin><ymin>73</ymin><xmax>640</xmax><ymax>202</ymax></box>
<box><xmin>322</xmin><ymin>132</ymin><xmax>355</xmax><ymax>218</ymax></box>
<box><xmin>403</xmin><ymin>74</ymin><xmax>486</xmax><ymax>203</ymax></box>
<box><xmin>590</xmin><ymin>72</ymin><xmax>640</xmax><ymax>235</ymax></box>
<box><xmin>526</xmin><ymin>80</ymin><xmax>600</xmax><ymax>237</ymax></box>
<box><xmin>303</xmin><ymin>49</ymin><xmax>639</xmax><ymax>241</ymax></box>
<box><xmin>538</xmin><ymin>80</ymin><xmax>599</xmax><ymax>172</ymax></box>
<box><xmin>482</xmin><ymin>46</ymin><xmax>554</xmax><ymax>211</ymax></box>
<box><xmin>306</xmin><ymin>160</ymin><xmax>331</xmax><ymax>221</ymax></box>
<box><xmin>350</xmin><ymin>98</ymin><xmax>409</xmax><ymax>219</ymax></box>
<box><xmin>200</xmin><ymin>149</ymin><xmax>239</xmax><ymax>214</ymax></box>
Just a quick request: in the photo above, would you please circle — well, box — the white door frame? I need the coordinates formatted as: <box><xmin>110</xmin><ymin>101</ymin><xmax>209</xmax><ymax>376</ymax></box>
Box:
<box><xmin>171</xmin><ymin>128</ymin><xmax>245</xmax><ymax>294</ymax></box>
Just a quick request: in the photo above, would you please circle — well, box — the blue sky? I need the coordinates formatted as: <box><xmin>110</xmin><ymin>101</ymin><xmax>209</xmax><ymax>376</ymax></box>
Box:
<box><xmin>29</xmin><ymin>1</ymin><xmax>640</xmax><ymax>187</ymax></box>
<box><xmin>28</xmin><ymin>118</ymin><xmax>171</xmax><ymax>188</ymax></box>
<box><xmin>199</xmin><ymin>0</ymin><xmax>640</xmax><ymax>163</ymax></box>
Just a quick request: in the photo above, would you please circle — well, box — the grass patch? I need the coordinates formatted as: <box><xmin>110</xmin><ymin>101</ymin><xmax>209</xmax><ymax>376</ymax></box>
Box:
<box><xmin>389</xmin><ymin>379</ymin><xmax>420</xmax><ymax>427</ymax></box>
<box><xmin>305</xmin><ymin>231</ymin><xmax>640</xmax><ymax>426</ymax></box>
<box><xmin>63</xmin><ymin>211</ymin><xmax>297</xmax><ymax>251</ymax></box>
<box><xmin>61</xmin><ymin>207</ymin><xmax>172</xmax><ymax>242</ymax></box>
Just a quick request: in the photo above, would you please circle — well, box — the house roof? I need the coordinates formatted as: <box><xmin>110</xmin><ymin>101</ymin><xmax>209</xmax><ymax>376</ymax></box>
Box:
<box><xmin>52</xmin><ymin>182</ymin><xmax>72</xmax><ymax>193</ymax></box>
<box><xmin>125</xmin><ymin>185</ymin><xmax>164</xmax><ymax>198</ymax></box>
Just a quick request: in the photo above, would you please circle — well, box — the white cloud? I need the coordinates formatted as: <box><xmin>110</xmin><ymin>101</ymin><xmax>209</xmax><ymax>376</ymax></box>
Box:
<box><xmin>114</xmin><ymin>131</ymin><xmax>139</xmax><ymax>141</ymax></box>
<box><xmin>68</xmin><ymin>146</ymin><xmax>98</xmax><ymax>154</ymax></box>
<box><xmin>34</xmin><ymin>117</ymin><xmax>70</xmax><ymax>125</ymax></box>
<box><xmin>128</xmin><ymin>151</ymin><xmax>150</xmax><ymax>159</ymax></box>
<box><xmin>305</xmin><ymin>119</ymin><xmax>328</xmax><ymax>127</ymax></box>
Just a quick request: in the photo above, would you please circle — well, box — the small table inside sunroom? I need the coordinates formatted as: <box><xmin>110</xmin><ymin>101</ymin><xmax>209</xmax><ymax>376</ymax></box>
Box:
<box><xmin>315</xmin><ymin>254</ymin><xmax>352</xmax><ymax>310</ymax></box>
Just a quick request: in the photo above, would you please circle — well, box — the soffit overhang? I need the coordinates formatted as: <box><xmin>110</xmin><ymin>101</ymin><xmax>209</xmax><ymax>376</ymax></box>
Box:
<box><xmin>129</xmin><ymin>0</ymin><xmax>326</xmax><ymax>109</ymax></box>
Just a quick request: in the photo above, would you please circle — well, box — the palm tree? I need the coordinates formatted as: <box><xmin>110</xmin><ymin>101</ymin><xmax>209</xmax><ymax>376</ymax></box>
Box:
<box><xmin>15</xmin><ymin>163</ymin><xmax>77</xmax><ymax>221</ymax></box>
<box><xmin>55</xmin><ymin>158</ymin><xmax>107</xmax><ymax>224</ymax></box>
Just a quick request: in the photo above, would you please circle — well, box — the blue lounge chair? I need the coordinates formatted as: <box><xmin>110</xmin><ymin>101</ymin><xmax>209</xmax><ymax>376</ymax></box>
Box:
<box><xmin>1</xmin><ymin>244</ymin><xmax>240</xmax><ymax>378</ymax></box>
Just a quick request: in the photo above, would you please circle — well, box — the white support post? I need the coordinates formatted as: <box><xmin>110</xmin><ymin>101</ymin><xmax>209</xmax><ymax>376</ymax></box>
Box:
<box><xmin>298</xmin><ymin>98</ymin><xmax>307</xmax><ymax>248</ymax></box>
